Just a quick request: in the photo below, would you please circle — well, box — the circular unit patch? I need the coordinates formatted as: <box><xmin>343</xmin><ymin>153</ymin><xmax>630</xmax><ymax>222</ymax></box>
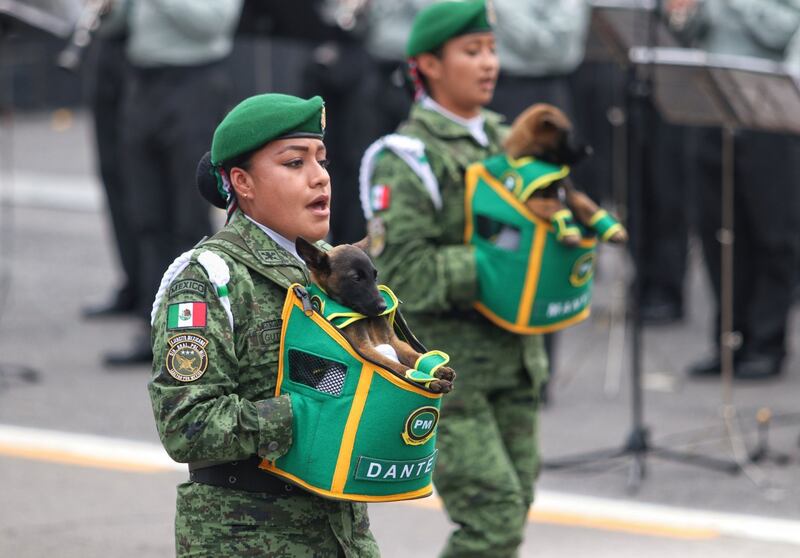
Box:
<box><xmin>569</xmin><ymin>252</ymin><xmax>596</xmax><ymax>287</ymax></box>
<box><xmin>165</xmin><ymin>333</ymin><xmax>209</xmax><ymax>382</ymax></box>
<box><xmin>402</xmin><ymin>406</ymin><xmax>440</xmax><ymax>446</ymax></box>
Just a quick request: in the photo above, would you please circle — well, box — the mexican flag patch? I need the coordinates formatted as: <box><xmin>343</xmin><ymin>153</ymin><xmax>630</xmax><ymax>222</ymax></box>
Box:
<box><xmin>167</xmin><ymin>302</ymin><xmax>207</xmax><ymax>329</ymax></box>
<box><xmin>371</xmin><ymin>184</ymin><xmax>391</xmax><ymax>212</ymax></box>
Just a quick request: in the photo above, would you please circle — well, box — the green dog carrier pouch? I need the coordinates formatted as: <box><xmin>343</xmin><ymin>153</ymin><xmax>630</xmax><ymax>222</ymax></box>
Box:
<box><xmin>464</xmin><ymin>155</ymin><xmax>598</xmax><ymax>334</ymax></box>
<box><xmin>260</xmin><ymin>284</ymin><xmax>444</xmax><ymax>502</ymax></box>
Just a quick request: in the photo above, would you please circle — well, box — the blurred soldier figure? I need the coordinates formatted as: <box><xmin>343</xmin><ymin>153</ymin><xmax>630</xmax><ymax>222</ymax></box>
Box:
<box><xmin>488</xmin><ymin>0</ymin><xmax>589</xmax><ymax>120</ymax></box>
<box><xmin>362</xmin><ymin>2</ymin><xmax>548</xmax><ymax>555</ymax></box>
<box><xmin>363</xmin><ymin>0</ymin><xmax>432</xmax><ymax>137</ymax></box>
<box><xmin>82</xmin><ymin>31</ymin><xmax>139</xmax><ymax>318</ymax></box>
<box><xmin>300</xmin><ymin>0</ymin><xmax>373</xmax><ymax>245</ymax></box>
<box><xmin>675</xmin><ymin>0</ymin><xmax>800</xmax><ymax>379</ymax></box>
<box><xmin>100</xmin><ymin>0</ymin><xmax>244</xmax><ymax>366</ymax></box>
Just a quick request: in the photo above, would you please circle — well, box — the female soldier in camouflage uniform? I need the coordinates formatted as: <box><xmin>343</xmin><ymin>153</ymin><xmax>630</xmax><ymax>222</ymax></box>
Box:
<box><xmin>360</xmin><ymin>1</ymin><xmax>548</xmax><ymax>556</ymax></box>
<box><xmin>149</xmin><ymin>93</ymin><xmax>380</xmax><ymax>557</ymax></box>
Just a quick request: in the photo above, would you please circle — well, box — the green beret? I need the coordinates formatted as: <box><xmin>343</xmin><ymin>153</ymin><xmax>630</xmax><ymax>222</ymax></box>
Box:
<box><xmin>211</xmin><ymin>93</ymin><xmax>326</xmax><ymax>165</ymax></box>
<box><xmin>406</xmin><ymin>0</ymin><xmax>493</xmax><ymax>58</ymax></box>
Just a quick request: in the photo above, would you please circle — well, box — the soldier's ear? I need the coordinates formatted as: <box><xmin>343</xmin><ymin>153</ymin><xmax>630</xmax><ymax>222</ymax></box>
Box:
<box><xmin>296</xmin><ymin>238</ymin><xmax>330</xmax><ymax>274</ymax></box>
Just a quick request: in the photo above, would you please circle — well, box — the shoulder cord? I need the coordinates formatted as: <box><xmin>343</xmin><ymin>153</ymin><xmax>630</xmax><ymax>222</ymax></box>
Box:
<box><xmin>150</xmin><ymin>249</ymin><xmax>234</xmax><ymax>331</ymax></box>
<box><xmin>359</xmin><ymin>134</ymin><xmax>442</xmax><ymax>220</ymax></box>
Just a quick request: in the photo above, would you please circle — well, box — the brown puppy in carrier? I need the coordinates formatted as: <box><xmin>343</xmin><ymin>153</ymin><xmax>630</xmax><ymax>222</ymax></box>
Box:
<box><xmin>504</xmin><ymin>103</ymin><xmax>627</xmax><ymax>246</ymax></box>
<box><xmin>296</xmin><ymin>238</ymin><xmax>456</xmax><ymax>393</ymax></box>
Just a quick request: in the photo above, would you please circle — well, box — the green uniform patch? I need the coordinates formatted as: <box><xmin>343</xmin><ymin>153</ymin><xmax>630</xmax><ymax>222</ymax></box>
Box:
<box><xmin>165</xmin><ymin>333</ymin><xmax>209</xmax><ymax>382</ymax></box>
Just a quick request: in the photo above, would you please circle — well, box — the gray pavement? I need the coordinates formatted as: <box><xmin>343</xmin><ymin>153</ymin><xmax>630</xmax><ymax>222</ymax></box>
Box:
<box><xmin>1</xmin><ymin>111</ymin><xmax>800</xmax><ymax>556</ymax></box>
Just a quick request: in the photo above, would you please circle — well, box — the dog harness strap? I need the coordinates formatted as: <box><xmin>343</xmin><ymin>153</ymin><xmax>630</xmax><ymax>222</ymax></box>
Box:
<box><xmin>404</xmin><ymin>350</ymin><xmax>450</xmax><ymax>387</ymax></box>
<box><xmin>414</xmin><ymin>351</ymin><xmax>450</xmax><ymax>375</ymax></box>
<box><xmin>589</xmin><ymin>209</ymin><xmax>625</xmax><ymax>242</ymax></box>
<box><xmin>306</xmin><ymin>284</ymin><xmax>399</xmax><ymax>329</ymax></box>
<box><xmin>552</xmin><ymin>209</ymin><xmax>581</xmax><ymax>242</ymax></box>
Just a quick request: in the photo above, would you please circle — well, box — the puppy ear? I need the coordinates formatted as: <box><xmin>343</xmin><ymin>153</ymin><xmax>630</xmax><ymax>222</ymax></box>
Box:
<box><xmin>504</xmin><ymin>104</ymin><xmax>543</xmax><ymax>158</ymax></box>
<box><xmin>295</xmin><ymin>237</ymin><xmax>330</xmax><ymax>274</ymax></box>
<box><xmin>352</xmin><ymin>237</ymin><xmax>370</xmax><ymax>254</ymax></box>
<box><xmin>538</xmin><ymin>105</ymin><xmax>572</xmax><ymax>133</ymax></box>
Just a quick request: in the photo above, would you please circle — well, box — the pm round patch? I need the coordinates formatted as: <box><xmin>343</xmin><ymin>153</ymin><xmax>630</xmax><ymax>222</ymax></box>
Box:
<box><xmin>165</xmin><ymin>333</ymin><xmax>209</xmax><ymax>382</ymax></box>
<box><xmin>402</xmin><ymin>406</ymin><xmax>440</xmax><ymax>446</ymax></box>
<box><xmin>500</xmin><ymin>171</ymin><xmax>520</xmax><ymax>193</ymax></box>
<box><xmin>570</xmin><ymin>252</ymin><xmax>596</xmax><ymax>287</ymax></box>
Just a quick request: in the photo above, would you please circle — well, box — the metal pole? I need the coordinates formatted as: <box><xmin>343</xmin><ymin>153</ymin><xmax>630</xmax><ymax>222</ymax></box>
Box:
<box><xmin>719</xmin><ymin>125</ymin><xmax>736</xmax><ymax>404</ymax></box>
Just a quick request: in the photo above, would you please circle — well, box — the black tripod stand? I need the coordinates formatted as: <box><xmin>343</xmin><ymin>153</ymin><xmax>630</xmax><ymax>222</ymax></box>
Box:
<box><xmin>543</xmin><ymin>2</ymin><xmax>740</xmax><ymax>491</ymax></box>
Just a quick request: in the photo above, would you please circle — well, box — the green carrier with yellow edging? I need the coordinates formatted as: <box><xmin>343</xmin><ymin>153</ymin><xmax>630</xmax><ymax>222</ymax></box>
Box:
<box><xmin>259</xmin><ymin>284</ymin><xmax>444</xmax><ymax>502</ymax></box>
<box><xmin>464</xmin><ymin>155</ymin><xmax>598</xmax><ymax>334</ymax></box>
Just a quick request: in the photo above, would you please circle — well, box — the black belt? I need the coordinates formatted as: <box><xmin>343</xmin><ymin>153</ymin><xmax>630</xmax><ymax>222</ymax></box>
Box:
<box><xmin>189</xmin><ymin>456</ymin><xmax>301</xmax><ymax>495</ymax></box>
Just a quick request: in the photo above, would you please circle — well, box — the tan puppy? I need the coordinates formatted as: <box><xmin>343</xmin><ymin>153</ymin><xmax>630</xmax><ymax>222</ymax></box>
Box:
<box><xmin>504</xmin><ymin>103</ymin><xmax>627</xmax><ymax>245</ymax></box>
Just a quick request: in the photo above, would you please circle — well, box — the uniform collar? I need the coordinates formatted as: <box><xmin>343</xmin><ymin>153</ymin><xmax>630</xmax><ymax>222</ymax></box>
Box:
<box><xmin>410</xmin><ymin>100</ymin><xmax>504</xmax><ymax>143</ymax></box>
<box><xmin>228</xmin><ymin>210</ymin><xmax>307</xmax><ymax>269</ymax></box>
<box><xmin>243</xmin><ymin>214</ymin><xmax>304</xmax><ymax>265</ymax></box>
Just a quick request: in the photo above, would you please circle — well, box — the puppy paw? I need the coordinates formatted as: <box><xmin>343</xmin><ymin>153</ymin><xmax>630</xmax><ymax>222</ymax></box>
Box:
<box><xmin>427</xmin><ymin>379</ymin><xmax>453</xmax><ymax>394</ymax></box>
<box><xmin>559</xmin><ymin>234</ymin><xmax>581</xmax><ymax>247</ymax></box>
<box><xmin>608</xmin><ymin>229</ymin><xmax>628</xmax><ymax>243</ymax></box>
<box><xmin>434</xmin><ymin>366</ymin><xmax>456</xmax><ymax>382</ymax></box>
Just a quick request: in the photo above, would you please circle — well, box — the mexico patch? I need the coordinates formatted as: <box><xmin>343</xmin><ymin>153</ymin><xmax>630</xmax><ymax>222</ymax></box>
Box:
<box><xmin>167</xmin><ymin>302</ymin><xmax>207</xmax><ymax>329</ymax></box>
<box><xmin>370</xmin><ymin>184</ymin><xmax>391</xmax><ymax>212</ymax></box>
<box><xmin>165</xmin><ymin>333</ymin><xmax>209</xmax><ymax>382</ymax></box>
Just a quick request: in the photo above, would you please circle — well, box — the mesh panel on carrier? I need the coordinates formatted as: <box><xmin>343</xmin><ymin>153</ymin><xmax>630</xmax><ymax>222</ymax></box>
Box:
<box><xmin>288</xmin><ymin>349</ymin><xmax>347</xmax><ymax>396</ymax></box>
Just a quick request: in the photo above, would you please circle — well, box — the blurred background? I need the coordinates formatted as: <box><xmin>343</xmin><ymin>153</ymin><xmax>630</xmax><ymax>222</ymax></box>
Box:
<box><xmin>1</xmin><ymin>1</ymin><xmax>800</xmax><ymax>556</ymax></box>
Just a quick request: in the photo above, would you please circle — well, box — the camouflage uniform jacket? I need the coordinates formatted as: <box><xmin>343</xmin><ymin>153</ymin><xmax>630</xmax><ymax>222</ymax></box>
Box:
<box><xmin>368</xmin><ymin>104</ymin><xmax>548</xmax><ymax>391</ymax></box>
<box><xmin>149</xmin><ymin>212</ymin><xmax>311</xmax><ymax>464</ymax></box>
<box><xmin>148</xmin><ymin>211</ymin><xmax>378</xmax><ymax>556</ymax></box>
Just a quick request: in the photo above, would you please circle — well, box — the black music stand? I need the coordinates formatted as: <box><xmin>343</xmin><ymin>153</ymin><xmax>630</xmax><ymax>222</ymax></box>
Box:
<box><xmin>544</xmin><ymin>2</ymin><xmax>749</xmax><ymax>491</ymax></box>
<box><xmin>632</xmin><ymin>46</ymin><xmax>800</xmax><ymax>484</ymax></box>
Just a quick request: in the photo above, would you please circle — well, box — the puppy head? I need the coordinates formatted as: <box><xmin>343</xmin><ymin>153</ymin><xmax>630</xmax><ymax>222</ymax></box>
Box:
<box><xmin>504</xmin><ymin>103</ymin><xmax>592</xmax><ymax>166</ymax></box>
<box><xmin>296</xmin><ymin>237</ymin><xmax>387</xmax><ymax>317</ymax></box>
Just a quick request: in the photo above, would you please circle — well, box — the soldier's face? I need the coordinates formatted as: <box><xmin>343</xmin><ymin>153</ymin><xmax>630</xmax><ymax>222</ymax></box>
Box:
<box><xmin>230</xmin><ymin>138</ymin><xmax>331</xmax><ymax>241</ymax></box>
<box><xmin>421</xmin><ymin>32</ymin><xmax>498</xmax><ymax>117</ymax></box>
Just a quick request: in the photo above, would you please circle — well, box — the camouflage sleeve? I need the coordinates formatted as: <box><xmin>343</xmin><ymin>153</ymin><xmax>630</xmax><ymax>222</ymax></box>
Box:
<box><xmin>148</xmin><ymin>260</ymin><xmax>292</xmax><ymax>464</ymax></box>
<box><xmin>369</xmin><ymin>151</ymin><xmax>477</xmax><ymax>313</ymax></box>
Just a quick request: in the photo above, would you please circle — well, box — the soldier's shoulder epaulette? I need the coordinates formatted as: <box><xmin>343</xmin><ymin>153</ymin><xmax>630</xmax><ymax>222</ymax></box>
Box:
<box><xmin>359</xmin><ymin>133</ymin><xmax>441</xmax><ymax>219</ymax></box>
<box><xmin>150</xmin><ymin>247</ymin><xmax>235</xmax><ymax>330</ymax></box>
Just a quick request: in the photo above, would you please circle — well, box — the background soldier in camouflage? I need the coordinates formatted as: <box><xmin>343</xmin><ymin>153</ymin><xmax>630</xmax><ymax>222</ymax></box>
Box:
<box><xmin>149</xmin><ymin>94</ymin><xmax>380</xmax><ymax>557</ymax></box>
<box><xmin>361</xmin><ymin>2</ymin><xmax>548</xmax><ymax>556</ymax></box>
